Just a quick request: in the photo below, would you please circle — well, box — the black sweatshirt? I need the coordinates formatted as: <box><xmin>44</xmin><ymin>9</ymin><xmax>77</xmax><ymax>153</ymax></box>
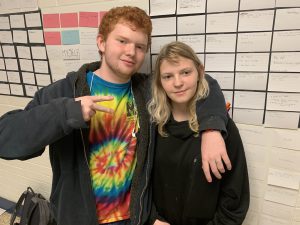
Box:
<box><xmin>152</xmin><ymin>117</ymin><xmax>249</xmax><ymax>225</ymax></box>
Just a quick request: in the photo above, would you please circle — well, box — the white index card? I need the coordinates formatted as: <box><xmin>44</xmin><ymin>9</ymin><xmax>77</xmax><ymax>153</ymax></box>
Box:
<box><xmin>267</xmin><ymin>93</ymin><xmax>300</xmax><ymax>111</ymax></box>
<box><xmin>235</xmin><ymin>72</ymin><xmax>267</xmax><ymax>90</ymax></box>
<box><xmin>46</xmin><ymin>46</ymin><xmax>63</xmax><ymax>60</ymax></box>
<box><xmin>0</xmin><ymin>70</ymin><xmax>7</xmax><ymax>82</ymax></box>
<box><xmin>36</xmin><ymin>74</ymin><xmax>51</xmax><ymax>86</ymax></box>
<box><xmin>209</xmin><ymin>72</ymin><xmax>234</xmax><ymax>89</ymax></box>
<box><xmin>233</xmin><ymin>108</ymin><xmax>264</xmax><ymax>125</ymax></box>
<box><xmin>206</xmin><ymin>34</ymin><xmax>236</xmax><ymax>53</ymax></box>
<box><xmin>177</xmin><ymin>15</ymin><xmax>205</xmax><ymax>34</ymax></box>
<box><xmin>152</xmin><ymin>17</ymin><xmax>176</xmax><ymax>36</ymax></box>
<box><xmin>276</xmin><ymin>0</ymin><xmax>300</xmax><ymax>7</ymax></box>
<box><xmin>239</xmin><ymin>10</ymin><xmax>274</xmax><ymax>31</ymax></box>
<box><xmin>0</xmin><ymin>83</ymin><xmax>10</xmax><ymax>95</ymax></box>
<box><xmin>79</xmin><ymin>28</ymin><xmax>98</xmax><ymax>45</ymax></box>
<box><xmin>177</xmin><ymin>0</ymin><xmax>206</xmax><ymax>14</ymax></box>
<box><xmin>151</xmin><ymin>36</ymin><xmax>177</xmax><ymax>54</ymax></box>
<box><xmin>273</xmin><ymin>31</ymin><xmax>300</xmax><ymax>51</ymax></box>
<box><xmin>22</xmin><ymin>72</ymin><xmax>35</xmax><ymax>84</ymax></box>
<box><xmin>0</xmin><ymin>16</ymin><xmax>10</xmax><ymax>29</ymax></box>
<box><xmin>271</xmin><ymin>52</ymin><xmax>300</xmax><ymax>72</ymax></box>
<box><xmin>25</xmin><ymin>85</ymin><xmax>38</xmax><ymax>97</ymax></box>
<box><xmin>240</xmin><ymin>0</ymin><xmax>275</xmax><ymax>10</ymax></box>
<box><xmin>275</xmin><ymin>8</ymin><xmax>300</xmax><ymax>30</ymax></box>
<box><xmin>28</xmin><ymin>29</ymin><xmax>44</xmax><ymax>43</ymax></box>
<box><xmin>268</xmin><ymin>73</ymin><xmax>300</xmax><ymax>92</ymax></box>
<box><xmin>267</xmin><ymin>168</ymin><xmax>300</xmax><ymax>190</ymax></box>
<box><xmin>5</xmin><ymin>58</ymin><xmax>18</xmax><ymax>70</ymax></box>
<box><xmin>7</xmin><ymin>71</ymin><xmax>20</xmax><ymax>83</ymax></box>
<box><xmin>237</xmin><ymin>32</ymin><xmax>272</xmax><ymax>52</ymax></box>
<box><xmin>33</xmin><ymin>60</ymin><xmax>49</xmax><ymax>73</ymax></box>
<box><xmin>177</xmin><ymin>35</ymin><xmax>205</xmax><ymax>53</ymax></box>
<box><xmin>264</xmin><ymin>185</ymin><xmax>298</xmax><ymax>206</ymax></box>
<box><xmin>31</xmin><ymin>46</ymin><xmax>47</xmax><ymax>60</ymax></box>
<box><xmin>19</xmin><ymin>59</ymin><xmax>33</xmax><ymax>72</ymax></box>
<box><xmin>17</xmin><ymin>46</ymin><xmax>31</xmax><ymax>59</ymax></box>
<box><xmin>207</xmin><ymin>0</ymin><xmax>239</xmax><ymax>12</ymax></box>
<box><xmin>2</xmin><ymin>45</ymin><xmax>16</xmax><ymax>58</ymax></box>
<box><xmin>206</xmin><ymin>13</ymin><xmax>238</xmax><ymax>33</ymax></box>
<box><xmin>80</xmin><ymin>45</ymin><xmax>99</xmax><ymax>60</ymax></box>
<box><xmin>12</xmin><ymin>30</ymin><xmax>28</xmax><ymax>44</ymax></box>
<box><xmin>25</xmin><ymin>12</ymin><xmax>41</xmax><ymax>27</ymax></box>
<box><xmin>61</xmin><ymin>45</ymin><xmax>80</xmax><ymax>60</ymax></box>
<box><xmin>10</xmin><ymin>84</ymin><xmax>24</xmax><ymax>96</ymax></box>
<box><xmin>10</xmin><ymin>14</ymin><xmax>25</xmax><ymax>28</ymax></box>
<box><xmin>150</xmin><ymin>0</ymin><xmax>176</xmax><ymax>16</ymax></box>
<box><xmin>236</xmin><ymin>53</ymin><xmax>270</xmax><ymax>72</ymax></box>
<box><xmin>234</xmin><ymin>91</ymin><xmax>266</xmax><ymax>109</ymax></box>
<box><xmin>205</xmin><ymin>54</ymin><xmax>235</xmax><ymax>71</ymax></box>
<box><xmin>265</xmin><ymin>111</ymin><xmax>299</xmax><ymax>129</ymax></box>
<box><xmin>0</xmin><ymin>31</ymin><xmax>13</xmax><ymax>43</ymax></box>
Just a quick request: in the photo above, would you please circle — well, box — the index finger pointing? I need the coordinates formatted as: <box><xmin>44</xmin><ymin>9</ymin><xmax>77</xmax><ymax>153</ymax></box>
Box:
<box><xmin>90</xmin><ymin>95</ymin><xmax>114</xmax><ymax>102</ymax></box>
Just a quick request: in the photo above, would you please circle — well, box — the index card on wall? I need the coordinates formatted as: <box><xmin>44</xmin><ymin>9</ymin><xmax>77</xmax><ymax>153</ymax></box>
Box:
<box><xmin>177</xmin><ymin>35</ymin><xmax>205</xmax><ymax>53</ymax></box>
<box><xmin>239</xmin><ymin>10</ymin><xmax>274</xmax><ymax>32</ymax></box>
<box><xmin>151</xmin><ymin>36</ymin><xmax>176</xmax><ymax>54</ymax></box>
<box><xmin>271</xmin><ymin>52</ymin><xmax>300</xmax><ymax>72</ymax></box>
<box><xmin>10</xmin><ymin>14</ymin><xmax>25</xmax><ymax>28</ymax></box>
<box><xmin>7</xmin><ymin>71</ymin><xmax>20</xmax><ymax>83</ymax></box>
<box><xmin>267</xmin><ymin>168</ymin><xmax>300</xmax><ymax>190</ymax></box>
<box><xmin>0</xmin><ymin>31</ymin><xmax>13</xmax><ymax>43</ymax></box>
<box><xmin>233</xmin><ymin>108</ymin><xmax>264</xmax><ymax>125</ymax></box>
<box><xmin>152</xmin><ymin>17</ymin><xmax>176</xmax><ymax>36</ymax></box>
<box><xmin>273</xmin><ymin>129</ymin><xmax>300</xmax><ymax>151</ymax></box>
<box><xmin>264</xmin><ymin>185</ymin><xmax>298</xmax><ymax>206</ymax></box>
<box><xmin>234</xmin><ymin>94</ymin><xmax>262</xmax><ymax>111</ymax></box>
<box><xmin>235</xmin><ymin>72</ymin><xmax>267</xmax><ymax>90</ymax></box>
<box><xmin>150</xmin><ymin>0</ymin><xmax>176</xmax><ymax>16</ymax></box>
<box><xmin>177</xmin><ymin>0</ymin><xmax>205</xmax><ymax>14</ymax></box>
<box><xmin>19</xmin><ymin>59</ymin><xmax>33</xmax><ymax>72</ymax></box>
<box><xmin>22</xmin><ymin>72</ymin><xmax>35</xmax><ymax>84</ymax></box>
<box><xmin>236</xmin><ymin>53</ymin><xmax>270</xmax><ymax>72</ymax></box>
<box><xmin>275</xmin><ymin>8</ymin><xmax>300</xmax><ymax>30</ymax></box>
<box><xmin>0</xmin><ymin>83</ymin><xmax>10</xmax><ymax>94</ymax></box>
<box><xmin>267</xmin><ymin>93</ymin><xmax>300</xmax><ymax>111</ymax></box>
<box><xmin>31</xmin><ymin>46</ymin><xmax>47</xmax><ymax>60</ymax></box>
<box><xmin>0</xmin><ymin>16</ymin><xmax>10</xmax><ymax>29</ymax></box>
<box><xmin>206</xmin><ymin>13</ymin><xmax>238</xmax><ymax>33</ymax></box>
<box><xmin>268</xmin><ymin>73</ymin><xmax>300</xmax><ymax>92</ymax></box>
<box><xmin>10</xmin><ymin>84</ymin><xmax>24</xmax><ymax>95</ymax></box>
<box><xmin>28</xmin><ymin>29</ymin><xmax>44</xmax><ymax>43</ymax></box>
<box><xmin>240</xmin><ymin>0</ymin><xmax>275</xmax><ymax>10</ymax></box>
<box><xmin>0</xmin><ymin>71</ymin><xmax>7</xmax><ymax>82</ymax></box>
<box><xmin>177</xmin><ymin>15</ymin><xmax>205</xmax><ymax>34</ymax></box>
<box><xmin>79</xmin><ymin>28</ymin><xmax>97</xmax><ymax>45</ymax></box>
<box><xmin>206</xmin><ymin>34</ymin><xmax>236</xmax><ymax>52</ymax></box>
<box><xmin>25</xmin><ymin>12</ymin><xmax>41</xmax><ymax>27</ymax></box>
<box><xmin>273</xmin><ymin>31</ymin><xmax>300</xmax><ymax>51</ymax></box>
<box><xmin>207</xmin><ymin>0</ymin><xmax>239</xmax><ymax>13</ymax></box>
<box><xmin>12</xmin><ymin>30</ymin><xmax>28</xmax><ymax>44</ymax></box>
<box><xmin>209</xmin><ymin>72</ymin><xmax>234</xmax><ymax>89</ymax></box>
<box><xmin>265</xmin><ymin>111</ymin><xmax>300</xmax><ymax>129</ymax></box>
<box><xmin>237</xmin><ymin>32</ymin><xmax>272</xmax><ymax>52</ymax></box>
<box><xmin>205</xmin><ymin>53</ymin><xmax>235</xmax><ymax>71</ymax></box>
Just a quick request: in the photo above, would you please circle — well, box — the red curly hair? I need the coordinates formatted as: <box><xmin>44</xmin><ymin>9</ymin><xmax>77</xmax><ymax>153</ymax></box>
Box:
<box><xmin>98</xmin><ymin>6</ymin><xmax>152</xmax><ymax>49</ymax></box>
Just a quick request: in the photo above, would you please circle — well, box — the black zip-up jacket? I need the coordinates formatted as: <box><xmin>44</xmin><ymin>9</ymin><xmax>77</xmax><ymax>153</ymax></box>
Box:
<box><xmin>0</xmin><ymin>62</ymin><xmax>228</xmax><ymax>225</ymax></box>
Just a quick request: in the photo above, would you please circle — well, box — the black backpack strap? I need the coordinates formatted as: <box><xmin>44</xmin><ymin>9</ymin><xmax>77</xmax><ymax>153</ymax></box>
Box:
<box><xmin>10</xmin><ymin>191</ymin><xmax>27</xmax><ymax>225</ymax></box>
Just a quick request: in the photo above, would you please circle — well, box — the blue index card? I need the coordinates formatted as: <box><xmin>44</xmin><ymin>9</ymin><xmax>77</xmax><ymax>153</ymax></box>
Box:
<box><xmin>61</xmin><ymin>30</ymin><xmax>80</xmax><ymax>45</ymax></box>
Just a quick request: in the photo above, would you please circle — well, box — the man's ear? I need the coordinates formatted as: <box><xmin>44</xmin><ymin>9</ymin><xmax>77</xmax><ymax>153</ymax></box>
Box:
<box><xmin>97</xmin><ymin>34</ymin><xmax>105</xmax><ymax>53</ymax></box>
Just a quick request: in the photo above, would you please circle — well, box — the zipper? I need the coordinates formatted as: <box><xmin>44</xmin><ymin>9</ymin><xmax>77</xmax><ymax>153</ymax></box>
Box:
<box><xmin>137</xmin><ymin>123</ymin><xmax>152</xmax><ymax>225</ymax></box>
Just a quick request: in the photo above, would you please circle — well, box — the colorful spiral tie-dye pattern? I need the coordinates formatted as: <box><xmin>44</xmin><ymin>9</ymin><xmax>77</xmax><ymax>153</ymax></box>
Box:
<box><xmin>86</xmin><ymin>71</ymin><xmax>138</xmax><ymax>223</ymax></box>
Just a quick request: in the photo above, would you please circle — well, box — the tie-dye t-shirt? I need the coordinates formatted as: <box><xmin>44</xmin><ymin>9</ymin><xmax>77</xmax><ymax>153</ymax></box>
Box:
<box><xmin>86</xmin><ymin>71</ymin><xmax>138</xmax><ymax>224</ymax></box>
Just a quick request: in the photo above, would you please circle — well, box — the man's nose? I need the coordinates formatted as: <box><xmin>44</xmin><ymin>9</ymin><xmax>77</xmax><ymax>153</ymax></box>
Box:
<box><xmin>125</xmin><ymin>43</ymin><xmax>135</xmax><ymax>56</ymax></box>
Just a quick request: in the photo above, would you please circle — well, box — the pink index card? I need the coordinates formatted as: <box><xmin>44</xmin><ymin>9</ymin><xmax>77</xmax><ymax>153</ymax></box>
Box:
<box><xmin>44</xmin><ymin>31</ymin><xmax>61</xmax><ymax>45</ymax></box>
<box><xmin>43</xmin><ymin>14</ymin><xmax>60</xmax><ymax>28</ymax></box>
<box><xmin>60</xmin><ymin>13</ymin><xmax>78</xmax><ymax>28</ymax></box>
<box><xmin>99</xmin><ymin>11</ymin><xmax>107</xmax><ymax>25</ymax></box>
<box><xmin>79</xmin><ymin>12</ymin><xmax>98</xmax><ymax>27</ymax></box>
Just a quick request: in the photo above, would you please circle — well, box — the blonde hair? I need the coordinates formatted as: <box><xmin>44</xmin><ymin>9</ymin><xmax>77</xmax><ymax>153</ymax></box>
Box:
<box><xmin>148</xmin><ymin>41</ymin><xmax>209</xmax><ymax>136</ymax></box>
